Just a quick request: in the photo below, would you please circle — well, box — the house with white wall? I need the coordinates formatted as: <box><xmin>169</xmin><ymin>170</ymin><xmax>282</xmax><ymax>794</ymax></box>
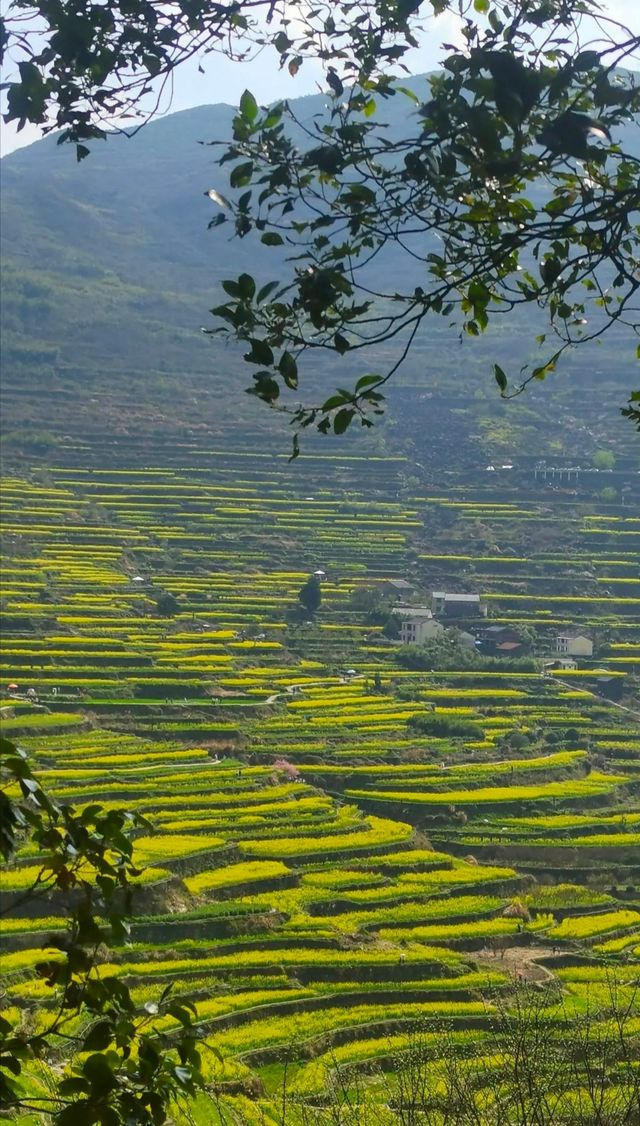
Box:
<box><xmin>392</xmin><ymin>606</ymin><xmax>444</xmax><ymax>645</ymax></box>
<box><xmin>555</xmin><ymin>630</ymin><xmax>593</xmax><ymax>657</ymax></box>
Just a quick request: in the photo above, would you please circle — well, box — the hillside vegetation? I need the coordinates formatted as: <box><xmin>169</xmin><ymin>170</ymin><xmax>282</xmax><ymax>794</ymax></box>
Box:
<box><xmin>1</xmin><ymin>89</ymin><xmax>639</xmax><ymax>465</ymax></box>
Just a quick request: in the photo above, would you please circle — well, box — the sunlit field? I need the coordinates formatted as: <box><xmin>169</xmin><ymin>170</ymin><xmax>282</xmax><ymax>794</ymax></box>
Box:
<box><xmin>1</xmin><ymin>451</ymin><xmax>638</xmax><ymax>1121</ymax></box>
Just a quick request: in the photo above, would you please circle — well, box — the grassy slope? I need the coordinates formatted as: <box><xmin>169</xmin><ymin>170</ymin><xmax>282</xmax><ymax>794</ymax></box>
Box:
<box><xmin>1</xmin><ymin>85</ymin><xmax>638</xmax><ymax>464</ymax></box>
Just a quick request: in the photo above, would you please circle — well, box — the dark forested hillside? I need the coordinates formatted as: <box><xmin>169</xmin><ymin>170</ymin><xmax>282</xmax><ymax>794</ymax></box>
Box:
<box><xmin>1</xmin><ymin>85</ymin><xmax>638</xmax><ymax>469</ymax></box>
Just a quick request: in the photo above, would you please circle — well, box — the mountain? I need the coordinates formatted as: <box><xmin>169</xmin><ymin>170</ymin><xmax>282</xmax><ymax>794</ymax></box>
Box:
<box><xmin>1</xmin><ymin>105</ymin><xmax>237</xmax><ymax>435</ymax></box>
<box><xmin>1</xmin><ymin>86</ymin><xmax>638</xmax><ymax>468</ymax></box>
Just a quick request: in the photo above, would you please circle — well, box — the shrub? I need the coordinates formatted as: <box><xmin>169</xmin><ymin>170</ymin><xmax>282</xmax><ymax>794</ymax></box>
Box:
<box><xmin>407</xmin><ymin>714</ymin><xmax>480</xmax><ymax>738</ymax></box>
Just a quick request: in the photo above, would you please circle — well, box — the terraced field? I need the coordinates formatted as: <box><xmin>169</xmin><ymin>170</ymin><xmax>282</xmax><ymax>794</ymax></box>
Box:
<box><xmin>1</xmin><ymin>450</ymin><xmax>638</xmax><ymax>1122</ymax></box>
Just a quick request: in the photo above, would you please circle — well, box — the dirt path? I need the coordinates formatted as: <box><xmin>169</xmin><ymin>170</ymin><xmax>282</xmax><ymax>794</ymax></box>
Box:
<box><xmin>472</xmin><ymin>945</ymin><xmax>559</xmax><ymax>984</ymax></box>
<box><xmin>265</xmin><ymin>675</ymin><xmax>364</xmax><ymax>706</ymax></box>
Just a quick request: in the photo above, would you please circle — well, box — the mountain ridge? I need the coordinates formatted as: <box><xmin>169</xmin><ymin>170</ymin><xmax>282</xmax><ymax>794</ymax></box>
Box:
<box><xmin>1</xmin><ymin>83</ymin><xmax>637</xmax><ymax>465</ymax></box>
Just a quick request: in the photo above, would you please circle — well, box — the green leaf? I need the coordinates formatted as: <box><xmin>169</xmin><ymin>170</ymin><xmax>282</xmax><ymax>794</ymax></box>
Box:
<box><xmin>540</xmin><ymin>256</ymin><xmax>563</xmax><ymax>285</ymax></box>
<box><xmin>80</xmin><ymin>804</ymin><xmax>104</xmax><ymax>822</ymax></box>
<box><xmin>221</xmin><ymin>279</ymin><xmax>242</xmax><ymax>299</ymax></box>
<box><xmin>0</xmin><ymin>1054</ymin><xmax>21</xmax><ymax>1075</ymax></box>
<box><xmin>139</xmin><ymin>1037</ymin><xmax>161</xmax><ymax>1069</ymax></box>
<box><xmin>274</xmin><ymin>32</ymin><xmax>291</xmax><ymax>54</ymax></box>
<box><xmin>247</xmin><ymin>373</ymin><xmax>279</xmax><ymax>402</ymax></box>
<box><xmin>278</xmin><ymin>351</ymin><xmax>298</xmax><ymax>388</ymax></box>
<box><xmin>55</xmin><ymin>1100</ymin><xmax>97</xmax><ymax>1126</ymax></box>
<box><xmin>237</xmin><ymin>273</ymin><xmax>256</xmax><ymax>301</ymax></box>
<box><xmin>396</xmin><ymin>86</ymin><xmax>420</xmax><ymax>104</ymax></box>
<box><xmin>82</xmin><ymin>1052</ymin><xmax>117</xmax><ymax>1093</ymax></box>
<box><xmin>494</xmin><ymin>364</ymin><xmax>508</xmax><ymax>393</ymax></box>
<box><xmin>573</xmin><ymin>50</ymin><xmax>601</xmax><ymax>71</ymax></box>
<box><xmin>257</xmin><ymin>281</ymin><xmax>280</xmax><ymax>304</ymax></box>
<box><xmin>230</xmin><ymin>161</ymin><xmax>254</xmax><ymax>188</ymax></box>
<box><xmin>99</xmin><ymin>1109</ymin><xmax>120</xmax><ymax>1126</ymax></box>
<box><xmin>239</xmin><ymin>89</ymin><xmax>258</xmax><ymax>122</ymax></box>
<box><xmin>9</xmin><ymin>61</ymin><xmax>47</xmax><ymax>123</ymax></box>
<box><xmin>4</xmin><ymin>1038</ymin><xmax>31</xmax><ymax>1062</ymax></box>
<box><xmin>355</xmin><ymin>374</ymin><xmax>381</xmax><ymax>391</ymax></box>
<box><xmin>261</xmin><ymin>231</ymin><xmax>284</xmax><ymax>246</ymax></box>
<box><xmin>333</xmin><ymin>408</ymin><xmax>355</xmax><ymax>435</ymax></box>
<box><xmin>244</xmin><ymin>339</ymin><xmax>274</xmax><ymax>366</ymax></box>
<box><xmin>262</xmin><ymin>104</ymin><xmax>284</xmax><ymax>129</ymax></box>
<box><xmin>82</xmin><ymin>1020</ymin><xmax>112</xmax><ymax>1052</ymax></box>
<box><xmin>322</xmin><ymin>393</ymin><xmax>350</xmax><ymax>411</ymax></box>
<box><xmin>58</xmin><ymin>1076</ymin><xmax>91</xmax><ymax>1096</ymax></box>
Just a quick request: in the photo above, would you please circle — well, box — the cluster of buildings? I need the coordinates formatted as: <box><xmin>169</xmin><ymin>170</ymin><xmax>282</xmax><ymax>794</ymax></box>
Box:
<box><xmin>383</xmin><ymin>583</ymin><xmax>484</xmax><ymax>645</ymax></box>
<box><xmin>382</xmin><ymin>581</ymin><xmax>594</xmax><ymax>663</ymax></box>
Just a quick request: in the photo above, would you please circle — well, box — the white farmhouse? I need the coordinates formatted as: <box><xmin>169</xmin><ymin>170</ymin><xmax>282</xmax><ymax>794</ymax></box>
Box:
<box><xmin>392</xmin><ymin>606</ymin><xmax>444</xmax><ymax>645</ymax></box>
<box><xmin>555</xmin><ymin>630</ymin><xmax>594</xmax><ymax>657</ymax></box>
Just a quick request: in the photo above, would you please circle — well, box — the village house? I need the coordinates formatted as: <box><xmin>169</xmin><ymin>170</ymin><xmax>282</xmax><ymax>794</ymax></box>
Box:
<box><xmin>392</xmin><ymin>606</ymin><xmax>444</xmax><ymax>645</ymax></box>
<box><xmin>476</xmin><ymin>625</ymin><xmax>524</xmax><ymax>657</ymax></box>
<box><xmin>593</xmin><ymin>672</ymin><xmax>625</xmax><ymax>701</ymax></box>
<box><xmin>432</xmin><ymin>591</ymin><xmax>487</xmax><ymax>618</ymax></box>
<box><xmin>544</xmin><ymin>657</ymin><xmax>578</xmax><ymax>671</ymax></box>
<box><xmin>555</xmin><ymin>629</ymin><xmax>594</xmax><ymax>657</ymax></box>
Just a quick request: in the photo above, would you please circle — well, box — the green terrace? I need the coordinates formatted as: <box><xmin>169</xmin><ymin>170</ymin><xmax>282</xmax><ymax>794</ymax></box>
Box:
<box><xmin>1</xmin><ymin>455</ymin><xmax>639</xmax><ymax>1120</ymax></box>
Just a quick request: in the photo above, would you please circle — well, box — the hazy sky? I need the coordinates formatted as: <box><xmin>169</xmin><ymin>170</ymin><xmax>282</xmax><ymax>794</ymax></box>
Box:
<box><xmin>1</xmin><ymin>0</ymin><xmax>638</xmax><ymax>155</ymax></box>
